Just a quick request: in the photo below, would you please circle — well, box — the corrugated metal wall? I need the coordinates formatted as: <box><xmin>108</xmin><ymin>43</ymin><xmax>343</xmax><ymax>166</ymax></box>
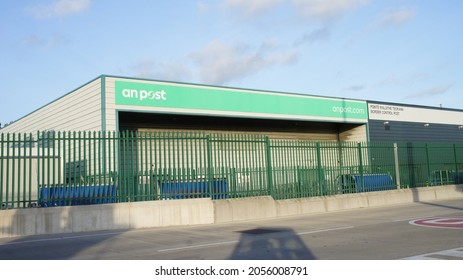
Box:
<box><xmin>1</xmin><ymin>78</ymin><xmax>103</xmax><ymax>134</ymax></box>
<box><xmin>369</xmin><ymin>120</ymin><xmax>463</xmax><ymax>142</ymax></box>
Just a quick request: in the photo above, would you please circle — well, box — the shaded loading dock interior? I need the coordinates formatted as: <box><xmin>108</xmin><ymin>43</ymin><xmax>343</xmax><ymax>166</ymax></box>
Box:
<box><xmin>118</xmin><ymin>111</ymin><xmax>367</xmax><ymax>141</ymax></box>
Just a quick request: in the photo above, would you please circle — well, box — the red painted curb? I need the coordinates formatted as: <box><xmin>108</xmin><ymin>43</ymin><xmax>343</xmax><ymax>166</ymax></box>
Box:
<box><xmin>409</xmin><ymin>217</ymin><xmax>463</xmax><ymax>229</ymax></box>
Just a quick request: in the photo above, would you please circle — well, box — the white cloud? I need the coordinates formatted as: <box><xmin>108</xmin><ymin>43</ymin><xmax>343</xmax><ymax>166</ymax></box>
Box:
<box><xmin>128</xmin><ymin>40</ymin><xmax>298</xmax><ymax>85</ymax></box>
<box><xmin>375</xmin><ymin>73</ymin><xmax>428</xmax><ymax>88</ymax></box>
<box><xmin>223</xmin><ymin>0</ymin><xmax>282</xmax><ymax>16</ymax></box>
<box><xmin>222</xmin><ymin>0</ymin><xmax>369</xmax><ymax>20</ymax></box>
<box><xmin>343</xmin><ymin>84</ymin><xmax>366</xmax><ymax>92</ymax></box>
<box><xmin>376</xmin><ymin>7</ymin><xmax>416</xmax><ymax>27</ymax></box>
<box><xmin>190</xmin><ymin>40</ymin><xmax>298</xmax><ymax>84</ymax></box>
<box><xmin>405</xmin><ymin>84</ymin><xmax>453</xmax><ymax>99</ymax></box>
<box><xmin>196</xmin><ymin>1</ymin><xmax>210</xmax><ymax>13</ymax></box>
<box><xmin>22</xmin><ymin>33</ymin><xmax>69</xmax><ymax>49</ymax></box>
<box><xmin>131</xmin><ymin>59</ymin><xmax>156</xmax><ymax>78</ymax></box>
<box><xmin>295</xmin><ymin>25</ymin><xmax>331</xmax><ymax>45</ymax></box>
<box><xmin>292</xmin><ymin>0</ymin><xmax>369</xmax><ymax>21</ymax></box>
<box><xmin>131</xmin><ymin>59</ymin><xmax>192</xmax><ymax>82</ymax></box>
<box><xmin>28</xmin><ymin>0</ymin><xmax>91</xmax><ymax>19</ymax></box>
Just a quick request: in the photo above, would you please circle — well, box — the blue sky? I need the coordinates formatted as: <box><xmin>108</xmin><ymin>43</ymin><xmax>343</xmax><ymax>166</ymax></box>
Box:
<box><xmin>1</xmin><ymin>0</ymin><xmax>462</xmax><ymax>125</ymax></box>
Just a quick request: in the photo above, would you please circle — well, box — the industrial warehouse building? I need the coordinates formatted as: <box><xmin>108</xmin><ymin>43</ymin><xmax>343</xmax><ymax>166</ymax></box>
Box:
<box><xmin>1</xmin><ymin>75</ymin><xmax>463</xmax><ymax>211</ymax></box>
<box><xmin>368</xmin><ymin>102</ymin><xmax>463</xmax><ymax>142</ymax></box>
<box><xmin>2</xmin><ymin>75</ymin><xmax>463</xmax><ymax>142</ymax></box>
<box><xmin>0</xmin><ymin>75</ymin><xmax>370</xmax><ymax>142</ymax></box>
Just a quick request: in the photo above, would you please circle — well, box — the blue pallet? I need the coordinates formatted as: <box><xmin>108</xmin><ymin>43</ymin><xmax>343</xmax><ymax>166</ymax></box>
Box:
<box><xmin>39</xmin><ymin>185</ymin><xmax>116</xmax><ymax>207</ymax></box>
<box><xmin>161</xmin><ymin>179</ymin><xmax>228</xmax><ymax>199</ymax></box>
<box><xmin>339</xmin><ymin>174</ymin><xmax>395</xmax><ymax>193</ymax></box>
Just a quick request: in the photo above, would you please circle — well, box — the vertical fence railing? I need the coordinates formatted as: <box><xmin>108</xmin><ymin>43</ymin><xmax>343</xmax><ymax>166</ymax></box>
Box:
<box><xmin>208</xmin><ymin>133</ymin><xmax>269</xmax><ymax>198</ymax></box>
<box><xmin>1</xmin><ymin>131</ymin><xmax>463</xmax><ymax>209</ymax></box>
<box><xmin>39</xmin><ymin>131</ymin><xmax>117</xmax><ymax>207</ymax></box>
<box><xmin>269</xmin><ymin>139</ymin><xmax>319</xmax><ymax>200</ymax></box>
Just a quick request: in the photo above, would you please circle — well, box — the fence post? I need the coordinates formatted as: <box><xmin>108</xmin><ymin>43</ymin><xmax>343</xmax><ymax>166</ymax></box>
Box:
<box><xmin>425</xmin><ymin>144</ymin><xmax>431</xmax><ymax>186</ymax></box>
<box><xmin>11</xmin><ymin>133</ymin><xmax>17</xmax><ymax>209</ymax></box>
<box><xmin>316</xmin><ymin>142</ymin><xmax>325</xmax><ymax>195</ymax></box>
<box><xmin>206</xmin><ymin>134</ymin><xmax>213</xmax><ymax>197</ymax></box>
<box><xmin>357</xmin><ymin>142</ymin><xmax>364</xmax><ymax>192</ymax></box>
<box><xmin>265</xmin><ymin>136</ymin><xmax>273</xmax><ymax>196</ymax></box>
<box><xmin>115</xmin><ymin>131</ymin><xmax>121</xmax><ymax>202</ymax></box>
<box><xmin>4</xmin><ymin>133</ymin><xmax>11</xmax><ymax>208</ymax></box>
<box><xmin>394</xmin><ymin>143</ymin><xmax>401</xmax><ymax>189</ymax></box>
<box><xmin>0</xmin><ymin>133</ymin><xmax>3</xmax><ymax>207</ymax></box>
<box><xmin>12</xmin><ymin>133</ymin><xmax>17</xmax><ymax>209</ymax></box>
<box><xmin>453</xmin><ymin>144</ymin><xmax>459</xmax><ymax>173</ymax></box>
<box><xmin>101</xmin><ymin>131</ymin><xmax>107</xmax><ymax>187</ymax></box>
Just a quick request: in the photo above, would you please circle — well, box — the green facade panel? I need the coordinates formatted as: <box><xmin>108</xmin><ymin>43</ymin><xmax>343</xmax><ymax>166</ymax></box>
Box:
<box><xmin>115</xmin><ymin>80</ymin><xmax>368</xmax><ymax>123</ymax></box>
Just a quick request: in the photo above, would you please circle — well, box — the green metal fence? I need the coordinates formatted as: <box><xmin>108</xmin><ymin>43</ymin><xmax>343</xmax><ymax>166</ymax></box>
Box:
<box><xmin>1</xmin><ymin>131</ymin><xmax>463</xmax><ymax>209</ymax></box>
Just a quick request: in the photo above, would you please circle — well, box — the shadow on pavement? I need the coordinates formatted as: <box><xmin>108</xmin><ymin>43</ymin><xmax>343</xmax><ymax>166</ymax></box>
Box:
<box><xmin>418</xmin><ymin>201</ymin><xmax>463</xmax><ymax>211</ymax></box>
<box><xmin>229</xmin><ymin>227</ymin><xmax>316</xmax><ymax>260</ymax></box>
<box><xmin>0</xmin><ymin>205</ymin><xmax>126</xmax><ymax>260</ymax></box>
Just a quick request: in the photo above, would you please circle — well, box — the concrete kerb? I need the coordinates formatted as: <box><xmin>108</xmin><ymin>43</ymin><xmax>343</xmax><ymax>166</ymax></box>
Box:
<box><xmin>324</xmin><ymin>193</ymin><xmax>369</xmax><ymax>212</ymax></box>
<box><xmin>0</xmin><ymin>198</ymin><xmax>214</xmax><ymax>238</ymax></box>
<box><xmin>213</xmin><ymin>185</ymin><xmax>463</xmax><ymax>223</ymax></box>
<box><xmin>275</xmin><ymin>196</ymin><xmax>325</xmax><ymax>216</ymax></box>
<box><xmin>365</xmin><ymin>189</ymin><xmax>416</xmax><ymax>207</ymax></box>
<box><xmin>1</xmin><ymin>185</ymin><xmax>463</xmax><ymax>238</ymax></box>
<box><xmin>433</xmin><ymin>185</ymin><xmax>463</xmax><ymax>200</ymax></box>
<box><xmin>212</xmin><ymin>196</ymin><xmax>276</xmax><ymax>224</ymax></box>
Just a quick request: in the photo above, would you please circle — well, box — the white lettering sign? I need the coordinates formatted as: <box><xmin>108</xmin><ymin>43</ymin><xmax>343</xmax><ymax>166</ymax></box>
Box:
<box><xmin>368</xmin><ymin>103</ymin><xmax>463</xmax><ymax>125</ymax></box>
<box><xmin>332</xmin><ymin>106</ymin><xmax>365</xmax><ymax>115</ymax></box>
<box><xmin>122</xmin><ymin>89</ymin><xmax>167</xmax><ymax>101</ymax></box>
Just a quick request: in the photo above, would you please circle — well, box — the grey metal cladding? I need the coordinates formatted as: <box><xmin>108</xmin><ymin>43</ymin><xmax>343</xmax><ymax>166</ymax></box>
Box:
<box><xmin>369</xmin><ymin>120</ymin><xmax>463</xmax><ymax>142</ymax></box>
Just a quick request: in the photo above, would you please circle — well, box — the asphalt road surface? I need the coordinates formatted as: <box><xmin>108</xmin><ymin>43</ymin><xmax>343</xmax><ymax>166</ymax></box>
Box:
<box><xmin>1</xmin><ymin>198</ymin><xmax>462</xmax><ymax>260</ymax></box>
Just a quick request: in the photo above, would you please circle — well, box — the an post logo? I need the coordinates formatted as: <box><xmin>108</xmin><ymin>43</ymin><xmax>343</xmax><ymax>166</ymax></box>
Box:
<box><xmin>115</xmin><ymin>81</ymin><xmax>169</xmax><ymax>106</ymax></box>
<box><xmin>121</xmin><ymin>88</ymin><xmax>167</xmax><ymax>101</ymax></box>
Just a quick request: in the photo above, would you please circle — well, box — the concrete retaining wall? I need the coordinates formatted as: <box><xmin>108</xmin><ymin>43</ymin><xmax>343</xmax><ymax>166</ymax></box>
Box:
<box><xmin>0</xmin><ymin>198</ymin><xmax>214</xmax><ymax>238</ymax></box>
<box><xmin>1</xmin><ymin>185</ymin><xmax>462</xmax><ymax>238</ymax></box>
<box><xmin>213</xmin><ymin>185</ymin><xmax>463</xmax><ymax>223</ymax></box>
<box><xmin>213</xmin><ymin>196</ymin><xmax>276</xmax><ymax>224</ymax></box>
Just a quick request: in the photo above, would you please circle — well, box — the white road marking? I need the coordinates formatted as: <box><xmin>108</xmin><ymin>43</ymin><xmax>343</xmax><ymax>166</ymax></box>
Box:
<box><xmin>0</xmin><ymin>231</ymin><xmax>122</xmax><ymax>247</ymax></box>
<box><xmin>157</xmin><ymin>225</ymin><xmax>354</xmax><ymax>253</ymax></box>
<box><xmin>296</xmin><ymin>226</ymin><xmax>354</xmax><ymax>236</ymax></box>
<box><xmin>402</xmin><ymin>247</ymin><xmax>463</xmax><ymax>260</ymax></box>
<box><xmin>392</xmin><ymin>215</ymin><xmax>435</xmax><ymax>222</ymax></box>
<box><xmin>157</xmin><ymin>240</ymin><xmax>239</xmax><ymax>252</ymax></box>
